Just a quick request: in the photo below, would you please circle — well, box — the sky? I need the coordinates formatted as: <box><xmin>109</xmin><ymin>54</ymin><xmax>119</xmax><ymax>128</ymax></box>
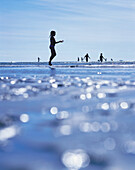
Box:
<box><xmin>0</xmin><ymin>0</ymin><xmax>135</xmax><ymax>62</ymax></box>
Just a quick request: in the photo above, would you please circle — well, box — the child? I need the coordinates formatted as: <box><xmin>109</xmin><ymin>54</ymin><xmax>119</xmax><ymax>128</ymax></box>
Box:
<box><xmin>49</xmin><ymin>30</ymin><xmax>64</xmax><ymax>66</ymax></box>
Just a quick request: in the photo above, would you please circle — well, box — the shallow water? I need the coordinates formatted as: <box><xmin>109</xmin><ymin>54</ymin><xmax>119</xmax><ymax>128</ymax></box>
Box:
<box><xmin>0</xmin><ymin>62</ymin><xmax>135</xmax><ymax>170</ymax></box>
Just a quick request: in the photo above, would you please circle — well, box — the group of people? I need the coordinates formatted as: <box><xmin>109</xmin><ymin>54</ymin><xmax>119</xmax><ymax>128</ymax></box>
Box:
<box><xmin>78</xmin><ymin>53</ymin><xmax>106</xmax><ymax>63</ymax></box>
<box><xmin>48</xmin><ymin>30</ymin><xmax>108</xmax><ymax>65</ymax></box>
<box><xmin>78</xmin><ymin>53</ymin><xmax>91</xmax><ymax>63</ymax></box>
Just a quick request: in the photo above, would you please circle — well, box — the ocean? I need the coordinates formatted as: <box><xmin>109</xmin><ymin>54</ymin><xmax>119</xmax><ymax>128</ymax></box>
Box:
<box><xmin>0</xmin><ymin>61</ymin><xmax>135</xmax><ymax>170</ymax></box>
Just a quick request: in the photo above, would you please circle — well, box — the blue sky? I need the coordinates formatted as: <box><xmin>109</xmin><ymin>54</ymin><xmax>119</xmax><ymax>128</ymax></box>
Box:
<box><xmin>0</xmin><ymin>0</ymin><xmax>135</xmax><ymax>62</ymax></box>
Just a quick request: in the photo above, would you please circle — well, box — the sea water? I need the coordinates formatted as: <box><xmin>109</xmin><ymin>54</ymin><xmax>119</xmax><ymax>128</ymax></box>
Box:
<box><xmin>0</xmin><ymin>62</ymin><xmax>135</xmax><ymax>170</ymax></box>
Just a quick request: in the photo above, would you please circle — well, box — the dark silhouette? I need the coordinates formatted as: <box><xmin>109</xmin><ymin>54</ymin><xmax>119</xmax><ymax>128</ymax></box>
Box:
<box><xmin>77</xmin><ymin>57</ymin><xmax>80</xmax><ymax>62</ymax></box>
<box><xmin>38</xmin><ymin>57</ymin><xmax>40</xmax><ymax>62</ymax></box>
<box><xmin>111</xmin><ymin>58</ymin><xmax>113</xmax><ymax>61</ymax></box>
<box><xmin>99</xmin><ymin>53</ymin><xmax>105</xmax><ymax>62</ymax></box>
<box><xmin>84</xmin><ymin>53</ymin><xmax>90</xmax><ymax>62</ymax></box>
<box><xmin>49</xmin><ymin>30</ymin><xmax>64</xmax><ymax>66</ymax></box>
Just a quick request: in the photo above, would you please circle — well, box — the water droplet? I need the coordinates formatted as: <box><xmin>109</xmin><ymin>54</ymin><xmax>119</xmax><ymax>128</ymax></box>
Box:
<box><xmin>10</xmin><ymin>80</ymin><xmax>16</xmax><ymax>85</ymax></box>
<box><xmin>49</xmin><ymin>78</ymin><xmax>55</xmax><ymax>83</ymax></box>
<box><xmin>97</xmin><ymin>72</ymin><xmax>102</xmax><ymax>75</ymax></box>
<box><xmin>86</xmin><ymin>93</ymin><xmax>92</xmax><ymax>99</ymax></box>
<box><xmin>50</xmin><ymin>107</ymin><xmax>58</xmax><ymax>114</ymax></box>
<box><xmin>86</xmin><ymin>87</ymin><xmax>93</xmax><ymax>92</ymax></box>
<box><xmin>62</xmin><ymin>149</ymin><xmax>90</xmax><ymax>169</ymax></box>
<box><xmin>20</xmin><ymin>114</ymin><xmax>29</xmax><ymax>123</ymax></box>
<box><xmin>80</xmin><ymin>94</ymin><xmax>86</xmax><ymax>100</ymax></box>
<box><xmin>1</xmin><ymin>77</ymin><xmax>4</xmax><ymax>80</ymax></box>
<box><xmin>120</xmin><ymin>102</ymin><xmax>129</xmax><ymax>109</ymax></box>
<box><xmin>52</xmin><ymin>83</ymin><xmax>58</xmax><ymax>88</ymax></box>
<box><xmin>101</xmin><ymin>103</ymin><xmax>109</xmax><ymax>110</ymax></box>
<box><xmin>97</xmin><ymin>93</ymin><xmax>106</xmax><ymax>99</ymax></box>
<box><xmin>38</xmin><ymin>80</ymin><xmax>42</xmax><ymax>83</ymax></box>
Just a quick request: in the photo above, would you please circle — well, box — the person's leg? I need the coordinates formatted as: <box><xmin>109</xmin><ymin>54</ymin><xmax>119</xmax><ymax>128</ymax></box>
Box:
<box><xmin>49</xmin><ymin>48</ymin><xmax>56</xmax><ymax>65</ymax></box>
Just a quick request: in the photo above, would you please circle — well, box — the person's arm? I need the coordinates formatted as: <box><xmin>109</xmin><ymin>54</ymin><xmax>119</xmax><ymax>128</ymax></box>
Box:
<box><xmin>55</xmin><ymin>40</ymin><xmax>64</xmax><ymax>44</ymax></box>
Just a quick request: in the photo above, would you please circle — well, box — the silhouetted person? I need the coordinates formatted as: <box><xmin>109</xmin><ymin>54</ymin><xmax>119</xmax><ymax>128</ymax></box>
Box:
<box><xmin>99</xmin><ymin>53</ymin><xmax>105</xmax><ymax>62</ymax></box>
<box><xmin>84</xmin><ymin>53</ymin><xmax>90</xmax><ymax>62</ymax></box>
<box><xmin>49</xmin><ymin>30</ymin><xmax>64</xmax><ymax>66</ymax></box>
<box><xmin>77</xmin><ymin>57</ymin><xmax>80</xmax><ymax>62</ymax></box>
<box><xmin>111</xmin><ymin>58</ymin><xmax>113</xmax><ymax>61</ymax></box>
<box><xmin>38</xmin><ymin>57</ymin><xmax>40</xmax><ymax>62</ymax></box>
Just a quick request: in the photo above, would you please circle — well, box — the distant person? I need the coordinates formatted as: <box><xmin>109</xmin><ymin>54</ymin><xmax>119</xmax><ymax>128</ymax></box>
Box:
<box><xmin>38</xmin><ymin>57</ymin><xmax>40</xmax><ymax>62</ymax></box>
<box><xmin>77</xmin><ymin>57</ymin><xmax>80</xmax><ymax>62</ymax></box>
<box><xmin>111</xmin><ymin>58</ymin><xmax>113</xmax><ymax>61</ymax></box>
<box><xmin>84</xmin><ymin>53</ymin><xmax>90</xmax><ymax>62</ymax></box>
<box><xmin>99</xmin><ymin>53</ymin><xmax>105</xmax><ymax>62</ymax></box>
<box><xmin>81</xmin><ymin>57</ymin><xmax>84</xmax><ymax>62</ymax></box>
<box><xmin>48</xmin><ymin>30</ymin><xmax>64</xmax><ymax>66</ymax></box>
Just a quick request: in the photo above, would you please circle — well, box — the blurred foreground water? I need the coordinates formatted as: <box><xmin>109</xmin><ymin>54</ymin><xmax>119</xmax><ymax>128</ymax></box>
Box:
<box><xmin>0</xmin><ymin>62</ymin><xmax>135</xmax><ymax>170</ymax></box>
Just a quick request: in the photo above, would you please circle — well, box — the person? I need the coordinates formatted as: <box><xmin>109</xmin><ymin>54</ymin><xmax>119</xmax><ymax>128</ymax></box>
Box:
<box><xmin>38</xmin><ymin>57</ymin><xmax>40</xmax><ymax>62</ymax></box>
<box><xmin>84</xmin><ymin>53</ymin><xmax>90</xmax><ymax>62</ymax></box>
<box><xmin>49</xmin><ymin>30</ymin><xmax>64</xmax><ymax>66</ymax></box>
<box><xmin>99</xmin><ymin>53</ymin><xmax>105</xmax><ymax>62</ymax></box>
<box><xmin>77</xmin><ymin>57</ymin><xmax>80</xmax><ymax>62</ymax></box>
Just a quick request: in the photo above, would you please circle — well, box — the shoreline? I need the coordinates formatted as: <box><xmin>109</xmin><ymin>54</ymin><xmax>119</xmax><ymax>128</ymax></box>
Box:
<box><xmin>0</xmin><ymin>61</ymin><xmax>135</xmax><ymax>68</ymax></box>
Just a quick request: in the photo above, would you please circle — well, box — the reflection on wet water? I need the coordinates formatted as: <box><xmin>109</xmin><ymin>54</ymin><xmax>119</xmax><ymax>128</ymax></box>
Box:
<box><xmin>0</xmin><ymin>125</ymin><xmax>19</xmax><ymax>141</ymax></box>
<box><xmin>62</xmin><ymin>149</ymin><xmax>90</xmax><ymax>169</ymax></box>
<box><xmin>20</xmin><ymin>114</ymin><xmax>29</xmax><ymax>123</ymax></box>
<box><xmin>0</xmin><ymin>67</ymin><xmax>135</xmax><ymax>169</ymax></box>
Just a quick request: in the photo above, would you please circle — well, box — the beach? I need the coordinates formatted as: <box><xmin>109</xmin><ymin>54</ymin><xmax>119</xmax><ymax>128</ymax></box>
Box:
<box><xmin>0</xmin><ymin>61</ymin><xmax>135</xmax><ymax>170</ymax></box>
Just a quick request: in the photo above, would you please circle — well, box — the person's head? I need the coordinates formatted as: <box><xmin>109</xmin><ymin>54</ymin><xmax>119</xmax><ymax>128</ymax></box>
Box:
<box><xmin>50</xmin><ymin>30</ymin><xmax>56</xmax><ymax>37</ymax></box>
<box><xmin>100</xmin><ymin>53</ymin><xmax>102</xmax><ymax>56</ymax></box>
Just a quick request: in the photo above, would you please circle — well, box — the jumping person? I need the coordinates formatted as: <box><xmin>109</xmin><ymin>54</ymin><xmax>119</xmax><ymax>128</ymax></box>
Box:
<box><xmin>49</xmin><ymin>30</ymin><xmax>64</xmax><ymax>66</ymax></box>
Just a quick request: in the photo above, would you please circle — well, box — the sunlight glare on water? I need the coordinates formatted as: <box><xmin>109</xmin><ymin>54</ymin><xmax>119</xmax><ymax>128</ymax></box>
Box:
<box><xmin>0</xmin><ymin>62</ymin><xmax>135</xmax><ymax>169</ymax></box>
<box><xmin>62</xmin><ymin>149</ymin><xmax>90</xmax><ymax>169</ymax></box>
<box><xmin>50</xmin><ymin>107</ymin><xmax>58</xmax><ymax>114</ymax></box>
<box><xmin>0</xmin><ymin>126</ymin><xmax>19</xmax><ymax>141</ymax></box>
<box><xmin>20</xmin><ymin>114</ymin><xmax>29</xmax><ymax>123</ymax></box>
